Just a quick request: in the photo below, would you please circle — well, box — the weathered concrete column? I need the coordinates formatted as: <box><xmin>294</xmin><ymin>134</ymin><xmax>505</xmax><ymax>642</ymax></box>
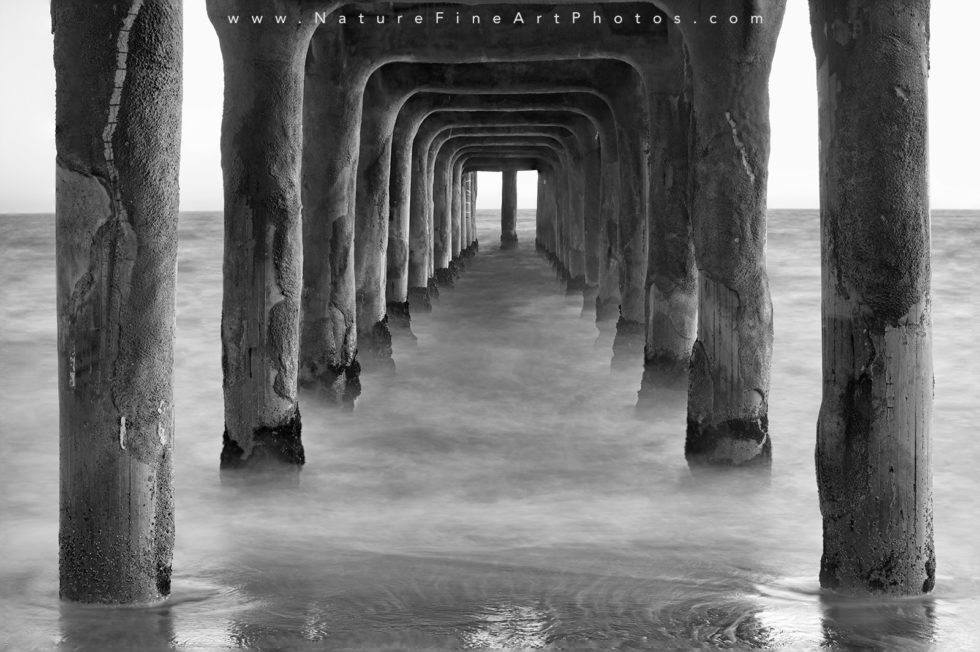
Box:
<box><xmin>641</xmin><ymin>91</ymin><xmax>698</xmax><ymax>397</ymax></box>
<box><xmin>410</xmin><ymin>115</ymin><xmax>451</xmax><ymax>288</ymax></box>
<box><xmin>538</xmin><ymin>161</ymin><xmax>567</xmax><ymax>273</ymax></box>
<box><xmin>465</xmin><ymin>173</ymin><xmax>473</xmax><ymax>252</ymax></box>
<box><xmin>543</xmin><ymin>166</ymin><xmax>563</xmax><ymax>264</ymax></box>
<box><xmin>388</xmin><ymin>114</ymin><xmax>417</xmax><ymax>323</ymax></box>
<box><xmin>552</xmin><ymin>165</ymin><xmax>568</xmax><ymax>277</ymax></box>
<box><xmin>608</xmin><ymin>66</ymin><xmax>652</xmax><ymax>366</ymax></box>
<box><xmin>354</xmin><ymin>72</ymin><xmax>399</xmax><ymax>370</ymax></box>
<box><xmin>457</xmin><ymin>170</ymin><xmax>468</xmax><ymax>257</ymax></box>
<box><xmin>300</xmin><ymin>28</ymin><xmax>363</xmax><ymax>403</ymax></box>
<box><xmin>401</xmin><ymin>117</ymin><xmax>435</xmax><ymax>310</ymax></box>
<box><xmin>451</xmin><ymin>163</ymin><xmax>464</xmax><ymax>262</ymax></box>
<box><xmin>469</xmin><ymin>171</ymin><xmax>479</xmax><ymax>248</ymax></box>
<box><xmin>578</xmin><ymin>127</ymin><xmax>602</xmax><ymax>312</ymax></box>
<box><xmin>558</xmin><ymin>132</ymin><xmax>588</xmax><ymax>294</ymax></box>
<box><xmin>209</xmin><ymin>1</ymin><xmax>316</xmax><ymax>469</ymax></box>
<box><xmin>432</xmin><ymin>149</ymin><xmax>454</xmax><ymax>286</ymax></box>
<box><xmin>461</xmin><ymin>172</ymin><xmax>474</xmax><ymax>256</ymax></box>
<box><xmin>54</xmin><ymin>0</ymin><xmax>180</xmax><ymax>603</ymax></box>
<box><xmin>595</xmin><ymin>99</ymin><xmax>628</xmax><ymax>327</ymax></box>
<box><xmin>681</xmin><ymin>4</ymin><xmax>784</xmax><ymax>469</ymax></box>
<box><xmin>535</xmin><ymin>172</ymin><xmax>545</xmax><ymax>248</ymax></box>
<box><xmin>500</xmin><ymin>169</ymin><xmax>519</xmax><ymax>248</ymax></box>
<box><xmin>811</xmin><ymin>0</ymin><xmax>934</xmax><ymax>594</ymax></box>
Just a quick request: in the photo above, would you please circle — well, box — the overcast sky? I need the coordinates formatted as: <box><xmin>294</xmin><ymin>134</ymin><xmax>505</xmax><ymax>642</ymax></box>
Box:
<box><xmin>0</xmin><ymin>2</ymin><xmax>976</xmax><ymax>213</ymax></box>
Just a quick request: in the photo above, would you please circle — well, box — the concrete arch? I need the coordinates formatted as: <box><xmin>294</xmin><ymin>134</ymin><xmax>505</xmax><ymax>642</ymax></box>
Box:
<box><xmin>373</xmin><ymin>125</ymin><xmax>578</xmax><ymax>343</ymax></box>
<box><xmin>431</xmin><ymin>125</ymin><xmax>587</xmax><ymax>263</ymax></box>
<box><xmin>209</xmin><ymin>0</ymin><xmax>785</xmax><ymax>472</ymax></box>
<box><xmin>441</xmin><ymin>123</ymin><xmax>593</xmax><ymax>279</ymax></box>
<box><xmin>413</xmin><ymin>114</ymin><xmax>588</xmax><ymax>314</ymax></box>
<box><xmin>388</xmin><ymin>88</ymin><xmax>620</xmax><ymax>297</ymax></box>
<box><xmin>441</xmin><ymin>134</ymin><xmax>577</xmax><ymax>262</ymax></box>
<box><xmin>300</xmin><ymin>39</ymin><xmax>658</xmax><ymax>386</ymax></box>
<box><xmin>402</xmin><ymin>88</ymin><xmax>622</xmax><ymax>300</ymax></box>
<box><xmin>445</xmin><ymin>141</ymin><xmax>570</xmax><ymax>256</ymax></box>
<box><xmin>359</xmin><ymin>62</ymin><xmax>648</xmax><ymax>326</ymax></box>
<box><xmin>447</xmin><ymin>125</ymin><xmax>591</xmax><ymax>254</ymax></box>
<box><xmin>301</xmin><ymin>66</ymin><xmax>636</xmax><ymax>378</ymax></box>
<box><xmin>56</xmin><ymin>0</ymin><xmax>935</xmax><ymax>605</ymax></box>
<box><xmin>351</xmin><ymin>108</ymin><xmax>599</xmax><ymax>362</ymax></box>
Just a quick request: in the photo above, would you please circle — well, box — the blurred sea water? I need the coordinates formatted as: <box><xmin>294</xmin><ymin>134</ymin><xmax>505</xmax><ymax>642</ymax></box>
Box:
<box><xmin>0</xmin><ymin>209</ymin><xmax>977</xmax><ymax>650</ymax></box>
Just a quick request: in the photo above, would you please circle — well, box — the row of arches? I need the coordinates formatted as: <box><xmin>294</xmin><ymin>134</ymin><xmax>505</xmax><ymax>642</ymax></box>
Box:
<box><xmin>51</xmin><ymin>0</ymin><xmax>933</xmax><ymax>603</ymax></box>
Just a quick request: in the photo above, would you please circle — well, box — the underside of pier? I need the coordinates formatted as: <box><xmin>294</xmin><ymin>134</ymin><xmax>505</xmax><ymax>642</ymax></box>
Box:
<box><xmin>52</xmin><ymin>0</ymin><xmax>934</xmax><ymax>602</ymax></box>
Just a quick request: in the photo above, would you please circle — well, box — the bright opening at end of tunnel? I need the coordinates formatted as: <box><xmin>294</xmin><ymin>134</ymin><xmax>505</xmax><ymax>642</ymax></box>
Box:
<box><xmin>475</xmin><ymin>171</ymin><xmax>538</xmax><ymax>245</ymax></box>
<box><xmin>474</xmin><ymin>171</ymin><xmax>538</xmax><ymax>210</ymax></box>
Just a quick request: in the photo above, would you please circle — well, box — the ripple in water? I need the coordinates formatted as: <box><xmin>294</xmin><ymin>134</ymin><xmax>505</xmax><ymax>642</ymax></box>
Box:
<box><xmin>1</xmin><ymin>210</ymin><xmax>979</xmax><ymax>650</ymax></box>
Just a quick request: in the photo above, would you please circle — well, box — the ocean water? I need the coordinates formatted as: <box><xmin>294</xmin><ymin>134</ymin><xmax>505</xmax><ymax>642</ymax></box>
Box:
<box><xmin>0</xmin><ymin>209</ymin><xmax>978</xmax><ymax>650</ymax></box>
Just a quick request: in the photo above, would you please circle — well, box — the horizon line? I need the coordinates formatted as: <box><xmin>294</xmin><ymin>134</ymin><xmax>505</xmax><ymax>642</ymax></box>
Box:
<box><xmin>4</xmin><ymin>206</ymin><xmax>980</xmax><ymax>215</ymax></box>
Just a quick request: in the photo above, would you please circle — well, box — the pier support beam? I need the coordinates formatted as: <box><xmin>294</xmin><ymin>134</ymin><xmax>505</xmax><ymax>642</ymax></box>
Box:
<box><xmin>461</xmin><ymin>173</ymin><xmax>475</xmax><ymax>255</ymax></box>
<box><xmin>500</xmin><ymin>169</ymin><xmax>519</xmax><ymax>248</ymax></box>
<box><xmin>811</xmin><ymin>0</ymin><xmax>934</xmax><ymax>594</ymax></box>
<box><xmin>641</xmin><ymin>91</ymin><xmax>697</xmax><ymax>397</ymax></box>
<box><xmin>53</xmin><ymin>0</ymin><xmax>181</xmax><ymax>602</ymax></box>
<box><xmin>451</xmin><ymin>164</ymin><xmax>464</xmax><ymax>261</ymax></box>
<box><xmin>407</xmin><ymin>116</ymin><xmax>437</xmax><ymax>301</ymax></box>
<box><xmin>209</xmin><ymin>2</ymin><xmax>315</xmax><ymax>469</ymax></box>
<box><xmin>387</xmin><ymin>116</ymin><xmax>416</xmax><ymax>339</ymax></box>
<box><xmin>578</xmin><ymin>129</ymin><xmax>602</xmax><ymax>313</ymax></box>
<box><xmin>682</xmin><ymin>4</ymin><xmax>784</xmax><ymax>469</ymax></box>
<box><xmin>355</xmin><ymin>73</ymin><xmax>400</xmax><ymax>369</ymax></box>
<box><xmin>469</xmin><ymin>172</ymin><xmax>479</xmax><ymax>249</ymax></box>
<box><xmin>388</xmin><ymin>114</ymin><xmax>417</xmax><ymax>329</ymax></box>
<box><xmin>299</xmin><ymin>29</ymin><xmax>363</xmax><ymax>403</ymax></box>
<box><xmin>432</xmin><ymin>149</ymin><xmax>455</xmax><ymax>285</ymax></box>
<box><xmin>609</xmin><ymin>65</ymin><xmax>652</xmax><ymax>359</ymax></box>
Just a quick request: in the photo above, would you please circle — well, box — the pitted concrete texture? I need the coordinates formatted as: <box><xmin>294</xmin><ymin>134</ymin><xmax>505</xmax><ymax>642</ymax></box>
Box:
<box><xmin>811</xmin><ymin>0</ymin><xmax>934</xmax><ymax>596</ymax></box>
<box><xmin>54</xmin><ymin>0</ymin><xmax>181</xmax><ymax>604</ymax></box>
<box><xmin>57</xmin><ymin>0</ymin><xmax>935</xmax><ymax>603</ymax></box>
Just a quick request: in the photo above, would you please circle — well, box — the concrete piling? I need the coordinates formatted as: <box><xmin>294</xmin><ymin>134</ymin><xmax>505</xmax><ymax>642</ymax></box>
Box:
<box><xmin>679</xmin><ymin>3</ymin><xmax>785</xmax><ymax>469</ymax></box>
<box><xmin>451</xmin><ymin>165</ymin><xmax>464</xmax><ymax>261</ymax></box>
<box><xmin>810</xmin><ymin>0</ymin><xmax>934</xmax><ymax>594</ymax></box>
<box><xmin>640</xmin><ymin>91</ymin><xmax>697</xmax><ymax>398</ymax></box>
<box><xmin>388</xmin><ymin>116</ymin><xmax>418</xmax><ymax>329</ymax></box>
<box><xmin>432</xmin><ymin>147</ymin><xmax>455</xmax><ymax>285</ymax></box>
<box><xmin>354</xmin><ymin>73</ymin><xmax>400</xmax><ymax>370</ymax></box>
<box><xmin>208</xmin><ymin>1</ymin><xmax>316</xmax><ymax>468</ymax></box>
<box><xmin>299</xmin><ymin>27</ymin><xmax>363</xmax><ymax>403</ymax></box>
<box><xmin>469</xmin><ymin>172</ymin><xmax>479</xmax><ymax>249</ymax></box>
<box><xmin>53</xmin><ymin>0</ymin><xmax>181</xmax><ymax>603</ymax></box>
<box><xmin>500</xmin><ymin>169</ymin><xmax>519</xmax><ymax>248</ymax></box>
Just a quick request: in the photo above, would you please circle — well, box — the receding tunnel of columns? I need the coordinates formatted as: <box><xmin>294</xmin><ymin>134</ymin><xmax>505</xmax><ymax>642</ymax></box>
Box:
<box><xmin>52</xmin><ymin>0</ymin><xmax>935</xmax><ymax>603</ymax></box>
<box><xmin>354</xmin><ymin>58</ymin><xmax>655</xmax><ymax>369</ymax></box>
<box><xmin>393</xmin><ymin>89</ymin><xmax>621</xmax><ymax>297</ymax></box>
<box><xmin>430</xmin><ymin>121</ymin><xmax>592</xmax><ymax>269</ymax></box>
<box><xmin>297</xmin><ymin>5</ymin><xmax>675</xmax><ymax>403</ymax></box>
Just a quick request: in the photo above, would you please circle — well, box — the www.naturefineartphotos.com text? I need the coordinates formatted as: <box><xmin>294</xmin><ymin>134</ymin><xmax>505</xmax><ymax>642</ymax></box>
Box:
<box><xmin>225</xmin><ymin>8</ymin><xmax>765</xmax><ymax>27</ymax></box>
